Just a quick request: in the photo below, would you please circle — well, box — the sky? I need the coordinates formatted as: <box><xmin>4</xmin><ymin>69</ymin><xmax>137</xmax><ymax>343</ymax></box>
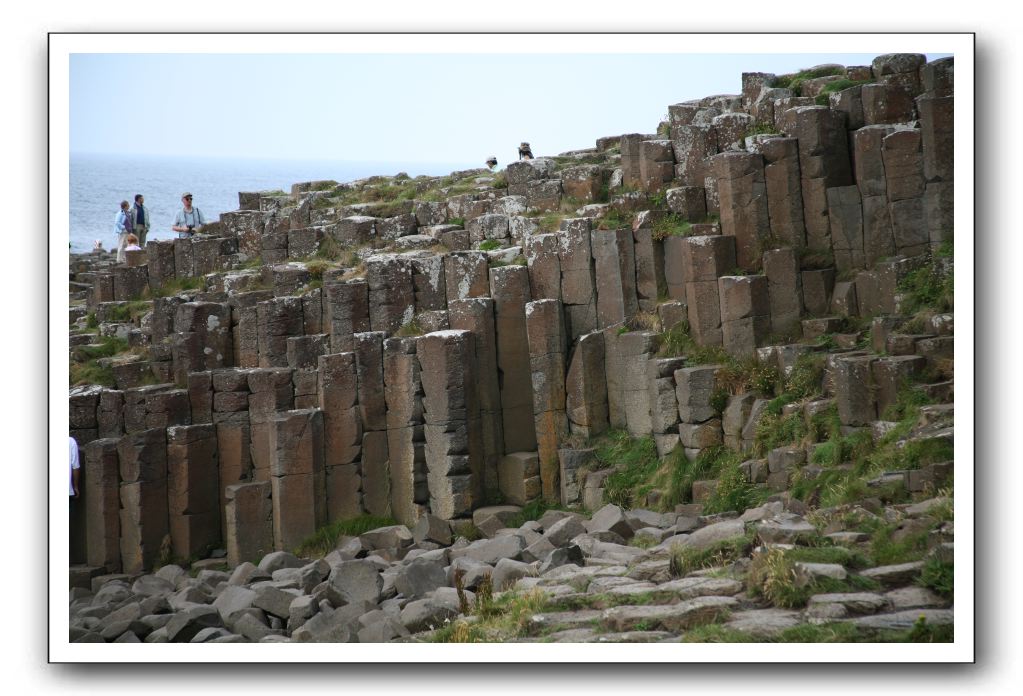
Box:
<box><xmin>70</xmin><ymin>51</ymin><xmax>952</xmax><ymax>167</ymax></box>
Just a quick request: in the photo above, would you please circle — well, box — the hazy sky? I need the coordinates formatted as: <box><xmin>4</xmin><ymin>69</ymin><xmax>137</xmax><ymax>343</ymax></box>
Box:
<box><xmin>70</xmin><ymin>52</ymin><xmax>952</xmax><ymax>167</ymax></box>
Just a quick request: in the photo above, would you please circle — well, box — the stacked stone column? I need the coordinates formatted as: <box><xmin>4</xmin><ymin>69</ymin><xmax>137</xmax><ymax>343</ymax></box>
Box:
<box><xmin>117</xmin><ymin>429</ymin><xmax>169</xmax><ymax>574</ymax></box>
<box><xmin>318</xmin><ymin>352</ymin><xmax>363</xmax><ymax>521</ymax></box>
<box><xmin>449</xmin><ymin>299</ymin><xmax>504</xmax><ymax>501</ymax></box>
<box><xmin>713</xmin><ymin>151</ymin><xmax>771</xmax><ymax>271</ymax></box>
<box><xmin>648</xmin><ymin>357</ymin><xmax>686</xmax><ymax>457</ymax></box>
<box><xmin>558</xmin><ymin>219</ymin><xmax>597</xmax><ymax>343</ymax></box>
<box><xmin>166</xmin><ymin>424</ymin><xmax>221</xmax><ymax>559</ymax></box>
<box><xmin>675</xmin><ymin>366</ymin><xmax>724</xmax><ymax>461</ymax></box>
<box><xmin>525</xmin><ymin>300</ymin><xmax>569</xmax><ymax>502</ymax></box>
<box><xmin>681</xmin><ymin>235</ymin><xmax>736</xmax><ymax>346</ymax></box>
<box><xmin>322</xmin><ymin>280</ymin><xmax>370</xmax><ymax>353</ymax></box>
<box><xmin>383</xmin><ymin>337</ymin><xmax>427</xmax><ymax>526</ymax></box>
<box><xmin>719</xmin><ymin>275</ymin><xmax>771</xmax><ymax>357</ymax></box>
<box><xmin>418</xmin><ymin>330</ymin><xmax>483</xmax><ymax>520</ymax></box>
<box><xmin>591</xmin><ymin>228</ymin><xmax>638</xmax><ymax>329</ymax></box>
<box><xmin>354</xmin><ymin>332</ymin><xmax>391</xmax><ymax>518</ymax></box>
<box><xmin>269</xmin><ymin>408</ymin><xmax>325</xmax><ymax>551</ymax></box>
<box><xmin>489</xmin><ymin>266</ymin><xmax>537</xmax><ymax>453</ymax></box>
<box><xmin>84</xmin><ymin>438</ymin><xmax>121</xmax><ymax>572</ymax></box>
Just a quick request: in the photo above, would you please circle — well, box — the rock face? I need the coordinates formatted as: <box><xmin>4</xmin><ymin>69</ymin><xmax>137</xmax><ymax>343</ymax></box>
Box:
<box><xmin>67</xmin><ymin>53</ymin><xmax>955</xmax><ymax>646</ymax></box>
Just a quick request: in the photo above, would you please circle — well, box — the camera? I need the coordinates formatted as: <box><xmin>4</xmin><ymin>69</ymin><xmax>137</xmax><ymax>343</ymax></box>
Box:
<box><xmin>187</xmin><ymin>225</ymin><xmax>195</xmax><ymax>234</ymax></box>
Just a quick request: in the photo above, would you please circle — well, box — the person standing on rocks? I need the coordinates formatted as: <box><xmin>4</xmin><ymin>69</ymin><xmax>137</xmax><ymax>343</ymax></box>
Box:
<box><xmin>172</xmin><ymin>192</ymin><xmax>206</xmax><ymax>238</ymax></box>
<box><xmin>114</xmin><ymin>200</ymin><xmax>133</xmax><ymax>262</ymax></box>
<box><xmin>68</xmin><ymin>436</ymin><xmax>80</xmax><ymax>500</ymax></box>
<box><xmin>518</xmin><ymin>142</ymin><xmax>533</xmax><ymax>160</ymax></box>
<box><xmin>129</xmin><ymin>193</ymin><xmax>151</xmax><ymax>247</ymax></box>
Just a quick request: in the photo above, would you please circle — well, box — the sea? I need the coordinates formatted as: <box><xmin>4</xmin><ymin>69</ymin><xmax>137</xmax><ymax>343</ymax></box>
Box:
<box><xmin>68</xmin><ymin>154</ymin><xmax>473</xmax><ymax>253</ymax></box>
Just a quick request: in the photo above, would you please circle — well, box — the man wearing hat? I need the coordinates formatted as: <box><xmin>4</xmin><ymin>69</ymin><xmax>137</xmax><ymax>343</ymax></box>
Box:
<box><xmin>172</xmin><ymin>192</ymin><xmax>206</xmax><ymax>238</ymax></box>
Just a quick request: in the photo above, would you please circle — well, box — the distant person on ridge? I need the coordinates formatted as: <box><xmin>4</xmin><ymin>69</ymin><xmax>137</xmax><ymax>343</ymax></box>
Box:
<box><xmin>486</xmin><ymin>156</ymin><xmax>498</xmax><ymax>171</ymax></box>
<box><xmin>114</xmin><ymin>200</ymin><xmax>133</xmax><ymax>262</ymax></box>
<box><xmin>172</xmin><ymin>192</ymin><xmax>206</xmax><ymax>238</ymax></box>
<box><xmin>130</xmin><ymin>193</ymin><xmax>150</xmax><ymax>247</ymax></box>
<box><xmin>518</xmin><ymin>142</ymin><xmax>533</xmax><ymax>160</ymax></box>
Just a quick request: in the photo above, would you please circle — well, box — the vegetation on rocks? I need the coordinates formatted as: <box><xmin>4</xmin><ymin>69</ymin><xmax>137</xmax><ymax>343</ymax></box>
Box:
<box><xmin>294</xmin><ymin>515</ymin><xmax>398</xmax><ymax>558</ymax></box>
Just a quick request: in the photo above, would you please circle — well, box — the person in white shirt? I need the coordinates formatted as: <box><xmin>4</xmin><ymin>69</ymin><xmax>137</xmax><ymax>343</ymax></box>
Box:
<box><xmin>171</xmin><ymin>192</ymin><xmax>206</xmax><ymax>238</ymax></box>
<box><xmin>69</xmin><ymin>436</ymin><xmax>80</xmax><ymax>498</ymax></box>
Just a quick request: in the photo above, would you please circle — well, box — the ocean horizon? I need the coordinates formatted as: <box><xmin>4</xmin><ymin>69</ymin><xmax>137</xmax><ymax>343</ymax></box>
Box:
<box><xmin>67</xmin><ymin>153</ymin><xmax>476</xmax><ymax>253</ymax></box>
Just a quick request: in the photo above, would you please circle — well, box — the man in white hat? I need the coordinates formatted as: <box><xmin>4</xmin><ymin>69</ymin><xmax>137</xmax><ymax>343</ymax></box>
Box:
<box><xmin>172</xmin><ymin>192</ymin><xmax>206</xmax><ymax>238</ymax></box>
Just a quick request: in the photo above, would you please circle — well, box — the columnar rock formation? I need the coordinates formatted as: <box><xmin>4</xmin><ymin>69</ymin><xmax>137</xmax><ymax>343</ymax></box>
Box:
<box><xmin>68</xmin><ymin>54</ymin><xmax>954</xmax><ymax>595</ymax></box>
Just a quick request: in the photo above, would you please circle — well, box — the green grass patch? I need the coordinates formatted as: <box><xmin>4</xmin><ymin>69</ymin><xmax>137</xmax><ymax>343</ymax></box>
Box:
<box><xmin>771</xmin><ymin>65</ymin><xmax>845</xmax><ymax>95</ymax></box>
<box><xmin>702</xmin><ymin>453</ymin><xmax>769</xmax><ymax>514</ymax></box>
<box><xmin>651</xmin><ymin>213</ymin><xmax>694</xmax><ymax>241</ymax></box>
<box><xmin>595</xmin><ymin>208</ymin><xmax>634</xmax><ymax>231</ymax></box>
<box><xmin>596</xmin><ymin>431</ymin><xmax>660</xmax><ymax>508</ymax></box>
<box><xmin>478</xmin><ymin>239</ymin><xmax>501</xmax><ymax>251</ymax></box>
<box><xmin>395</xmin><ymin>317</ymin><xmax>424</xmax><ymax>337</ymax></box>
<box><xmin>148</xmin><ymin>275</ymin><xmax>205</xmax><ymax>297</ymax></box>
<box><xmin>813</xmin><ymin>78</ymin><xmax>874</xmax><ymax>105</ymax></box>
<box><xmin>294</xmin><ymin>515</ymin><xmax>398</xmax><ymax>558</ymax></box>
<box><xmin>747</xmin><ymin>547</ymin><xmax>880</xmax><ymax>608</ymax></box>
<box><xmin>744</xmin><ymin>121</ymin><xmax>780</xmax><ymax>139</ymax></box>
<box><xmin>668</xmin><ymin>529</ymin><xmax>755</xmax><ymax>578</ymax></box>
<box><xmin>504</xmin><ymin>499</ymin><xmax>575</xmax><ymax>529</ymax></box>
<box><xmin>919</xmin><ymin>556</ymin><xmax>953</xmax><ymax>598</ymax></box>
<box><xmin>898</xmin><ymin>252</ymin><xmax>954</xmax><ymax>314</ymax></box>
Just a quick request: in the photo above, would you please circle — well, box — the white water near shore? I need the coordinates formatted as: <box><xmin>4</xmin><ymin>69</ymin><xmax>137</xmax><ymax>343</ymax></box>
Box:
<box><xmin>68</xmin><ymin>153</ymin><xmax>473</xmax><ymax>253</ymax></box>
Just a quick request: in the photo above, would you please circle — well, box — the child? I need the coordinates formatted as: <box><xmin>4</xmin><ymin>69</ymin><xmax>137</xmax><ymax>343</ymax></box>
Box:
<box><xmin>124</xmin><ymin>233</ymin><xmax>142</xmax><ymax>252</ymax></box>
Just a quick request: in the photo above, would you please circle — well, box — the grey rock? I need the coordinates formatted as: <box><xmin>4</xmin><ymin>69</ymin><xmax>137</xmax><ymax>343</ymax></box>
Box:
<box><xmin>602</xmin><ymin>596</ymin><xmax>738</xmax><ymax>632</ymax></box>
<box><xmin>412</xmin><ymin>514</ymin><xmax>452</xmax><ymax>546</ymax></box>
<box><xmin>538</xmin><ymin>545</ymin><xmax>586</xmax><ymax>575</ymax></box>
<box><xmin>586</xmin><ymin>504</ymin><xmax>635</xmax><ymax>540</ymax></box>
<box><xmin>462</xmin><ymin>535</ymin><xmax>526</xmax><ymax>564</ymax></box>
<box><xmin>492</xmin><ymin>558</ymin><xmax>534</xmax><ymax>591</ymax></box>
<box><xmin>852</xmin><ymin>608</ymin><xmax>953</xmax><ymax>631</ymax></box>
<box><xmin>679</xmin><ymin>519</ymin><xmax>747</xmax><ymax>550</ymax></box>
<box><xmin>860</xmin><ymin>561</ymin><xmax>925</xmax><ymax>587</ymax></box>
<box><xmin>258</xmin><ymin>551</ymin><xmax>306</xmax><ymax>574</ymax></box>
<box><xmin>165</xmin><ymin>606</ymin><xmax>224</xmax><ymax>643</ymax></box>
<box><xmin>806</xmin><ymin>592</ymin><xmax>890</xmax><ymax>615</ymax></box>
<box><xmin>130</xmin><ymin>575</ymin><xmax>176</xmax><ymax>598</ymax></box>
<box><xmin>544</xmin><ymin>516</ymin><xmax>588</xmax><ymax>548</ymax></box>
<box><xmin>394</xmin><ymin>558</ymin><xmax>448</xmax><ymax>599</ymax></box>
<box><xmin>360</xmin><ymin>525</ymin><xmax>414</xmax><ymax>550</ymax></box>
<box><xmin>212</xmin><ymin>585</ymin><xmax>257</xmax><ymax>622</ymax></box>
<box><xmin>522</xmin><ymin>535</ymin><xmax>557</xmax><ymax>563</ymax></box>
<box><xmin>724</xmin><ymin>609</ymin><xmax>802</xmax><ymax>637</ymax></box>
<box><xmin>252</xmin><ymin>585</ymin><xmax>300</xmax><ymax>619</ymax></box>
<box><xmin>755</xmin><ymin>515</ymin><xmax>818</xmax><ymax>544</ymax></box>
<box><xmin>329</xmin><ymin>560</ymin><xmax>385</xmax><ymax>605</ymax></box>
<box><xmin>190</xmin><ymin>627</ymin><xmax>232</xmax><ymax>643</ymax></box>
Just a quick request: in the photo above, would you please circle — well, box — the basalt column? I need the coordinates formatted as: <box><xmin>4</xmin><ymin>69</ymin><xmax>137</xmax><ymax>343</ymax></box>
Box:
<box><xmin>489</xmin><ymin>265</ymin><xmax>537</xmax><ymax>453</ymax></box>
<box><xmin>383</xmin><ymin>336</ymin><xmax>427</xmax><ymax>527</ymax></box>
<box><xmin>418</xmin><ymin>330</ymin><xmax>483</xmax><ymax>521</ymax></box>
<box><xmin>354</xmin><ymin>332</ymin><xmax>391</xmax><ymax>518</ymax></box>
<box><xmin>166</xmin><ymin>424</ymin><xmax>221</xmax><ymax>560</ymax></box>
<box><xmin>525</xmin><ymin>299</ymin><xmax>569</xmax><ymax>502</ymax></box>
<box><xmin>117</xmin><ymin>428</ymin><xmax>169</xmax><ymax>573</ymax></box>
<box><xmin>448</xmin><ymin>298</ymin><xmax>504</xmax><ymax>501</ymax></box>
<box><xmin>269</xmin><ymin>408</ymin><xmax>325</xmax><ymax>551</ymax></box>
<box><xmin>84</xmin><ymin>438</ymin><xmax>121</xmax><ymax>572</ymax></box>
<box><xmin>318</xmin><ymin>352</ymin><xmax>363</xmax><ymax>521</ymax></box>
